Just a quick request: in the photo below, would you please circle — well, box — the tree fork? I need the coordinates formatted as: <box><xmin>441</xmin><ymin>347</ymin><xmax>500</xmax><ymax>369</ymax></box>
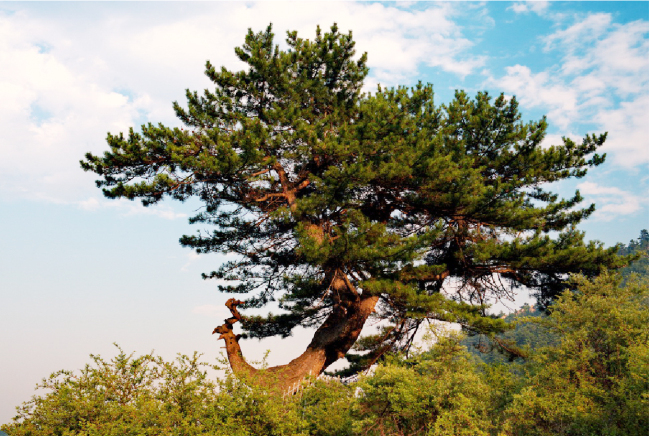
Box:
<box><xmin>214</xmin><ymin>287</ymin><xmax>378</xmax><ymax>393</ymax></box>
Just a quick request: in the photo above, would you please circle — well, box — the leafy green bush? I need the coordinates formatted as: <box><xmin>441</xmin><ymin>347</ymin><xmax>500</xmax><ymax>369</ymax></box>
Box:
<box><xmin>4</xmin><ymin>273</ymin><xmax>647</xmax><ymax>436</ymax></box>
<box><xmin>2</xmin><ymin>349</ymin><xmax>307</xmax><ymax>436</ymax></box>
<box><xmin>352</xmin><ymin>334</ymin><xmax>496</xmax><ymax>436</ymax></box>
<box><xmin>3</xmin><ymin>338</ymin><xmax>498</xmax><ymax>436</ymax></box>
<box><xmin>502</xmin><ymin>273</ymin><xmax>649</xmax><ymax>436</ymax></box>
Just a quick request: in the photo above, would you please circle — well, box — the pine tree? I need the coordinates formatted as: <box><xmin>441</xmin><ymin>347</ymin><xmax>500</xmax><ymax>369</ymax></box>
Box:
<box><xmin>618</xmin><ymin>229</ymin><xmax>649</xmax><ymax>281</ymax></box>
<box><xmin>81</xmin><ymin>24</ymin><xmax>628</xmax><ymax>390</ymax></box>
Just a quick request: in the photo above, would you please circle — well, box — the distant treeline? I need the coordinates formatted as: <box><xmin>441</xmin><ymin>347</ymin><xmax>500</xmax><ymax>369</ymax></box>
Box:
<box><xmin>463</xmin><ymin>229</ymin><xmax>649</xmax><ymax>364</ymax></box>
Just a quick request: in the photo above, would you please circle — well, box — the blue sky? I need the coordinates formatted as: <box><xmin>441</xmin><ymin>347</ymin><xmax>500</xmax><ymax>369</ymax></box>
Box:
<box><xmin>0</xmin><ymin>1</ymin><xmax>647</xmax><ymax>423</ymax></box>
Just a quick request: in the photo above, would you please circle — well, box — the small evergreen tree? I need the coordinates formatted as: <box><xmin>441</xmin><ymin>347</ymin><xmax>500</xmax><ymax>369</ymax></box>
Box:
<box><xmin>619</xmin><ymin>229</ymin><xmax>649</xmax><ymax>281</ymax></box>
<box><xmin>81</xmin><ymin>24</ymin><xmax>627</xmax><ymax>388</ymax></box>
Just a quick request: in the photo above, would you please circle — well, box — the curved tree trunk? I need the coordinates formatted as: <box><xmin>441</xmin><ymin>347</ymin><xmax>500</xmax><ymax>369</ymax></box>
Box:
<box><xmin>213</xmin><ymin>271</ymin><xmax>378</xmax><ymax>394</ymax></box>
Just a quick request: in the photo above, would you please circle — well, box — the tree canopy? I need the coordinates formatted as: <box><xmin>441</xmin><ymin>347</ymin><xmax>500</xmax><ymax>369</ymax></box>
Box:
<box><xmin>618</xmin><ymin>229</ymin><xmax>649</xmax><ymax>282</ymax></box>
<box><xmin>81</xmin><ymin>24</ymin><xmax>628</xmax><ymax>386</ymax></box>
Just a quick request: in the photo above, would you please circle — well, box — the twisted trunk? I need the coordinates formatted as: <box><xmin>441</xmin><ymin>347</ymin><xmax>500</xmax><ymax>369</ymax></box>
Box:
<box><xmin>213</xmin><ymin>272</ymin><xmax>378</xmax><ymax>394</ymax></box>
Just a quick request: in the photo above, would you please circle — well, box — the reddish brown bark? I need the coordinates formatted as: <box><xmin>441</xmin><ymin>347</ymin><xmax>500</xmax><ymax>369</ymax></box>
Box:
<box><xmin>213</xmin><ymin>272</ymin><xmax>378</xmax><ymax>393</ymax></box>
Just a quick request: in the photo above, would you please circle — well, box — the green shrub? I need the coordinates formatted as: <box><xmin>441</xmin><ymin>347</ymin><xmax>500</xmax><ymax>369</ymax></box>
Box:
<box><xmin>4</xmin><ymin>273</ymin><xmax>647</xmax><ymax>436</ymax></box>
<box><xmin>502</xmin><ymin>273</ymin><xmax>649</xmax><ymax>436</ymax></box>
<box><xmin>352</xmin><ymin>334</ymin><xmax>496</xmax><ymax>436</ymax></box>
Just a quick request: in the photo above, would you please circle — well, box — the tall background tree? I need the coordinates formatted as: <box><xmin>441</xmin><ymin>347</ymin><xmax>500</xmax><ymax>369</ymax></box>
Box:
<box><xmin>81</xmin><ymin>24</ymin><xmax>626</xmax><ymax>389</ymax></box>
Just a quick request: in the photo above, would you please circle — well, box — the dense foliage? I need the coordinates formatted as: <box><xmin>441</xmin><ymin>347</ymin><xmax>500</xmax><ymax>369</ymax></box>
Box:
<box><xmin>462</xmin><ymin>303</ymin><xmax>557</xmax><ymax>364</ymax></box>
<box><xmin>5</xmin><ymin>271</ymin><xmax>647</xmax><ymax>436</ymax></box>
<box><xmin>81</xmin><ymin>24</ymin><xmax>628</xmax><ymax>377</ymax></box>
<box><xmin>463</xmin><ymin>230</ymin><xmax>648</xmax><ymax>365</ymax></box>
<box><xmin>619</xmin><ymin>230</ymin><xmax>649</xmax><ymax>281</ymax></box>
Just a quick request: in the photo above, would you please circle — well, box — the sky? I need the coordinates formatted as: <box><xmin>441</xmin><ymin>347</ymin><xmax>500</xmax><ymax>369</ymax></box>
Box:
<box><xmin>0</xmin><ymin>1</ymin><xmax>648</xmax><ymax>424</ymax></box>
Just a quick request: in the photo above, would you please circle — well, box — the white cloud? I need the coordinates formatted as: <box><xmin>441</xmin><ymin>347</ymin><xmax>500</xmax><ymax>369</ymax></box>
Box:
<box><xmin>596</xmin><ymin>94</ymin><xmax>649</xmax><ymax>167</ymax></box>
<box><xmin>490</xmin><ymin>13</ymin><xmax>648</xmax><ymax>168</ymax></box>
<box><xmin>123</xmin><ymin>203</ymin><xmax>187</xmax><ymax>221</ymax></box>
<box><xmin>544</xmin><ymin>15</ymin><xmax>648</xmax><ymax>96</ymax></box>
<box><xmin>0</xmin><ymin>2</ymin><xmax>489</xmax><ymax>205</ymax></box>
<box><xmin>78</xmin><ymin>197</ymin><xmax>101</xmax><ymax>211</ymax></box>
<box><xmin>77</xmin><ymin>196</ymin><xmax>187</xmax><ymax>220</ymax></box>
<box><xmin>539</xmin><ymin>133</ymin><xmax>584</xmax><ymax>150</ymax></box>
<box><xmin>181</xmin><ymin>251</ymin><xmax>202</xmax><ymax>272</ymax></box>
<box><xmin>0</xmin><ymin>11</ymin><xmax>157</xmax><ymax>203</ymax></box>
<box><xmin>544</xmin><ymin>13</ymin><xmax>612</xmax><ymax>52</ymax></box>
<box><xmin>493</xmin><ymin>65</ymin><xmax>579</xmax><ymax>129</ymax></box>
<box><xmin>509</xmin><ymin>1</ymin><xmax>550</xmax><ymax>15</ymax></box>
<box><xmin>577</xmin><ymin>181</ymin><xmax>646</xmax><ymax>221</ymax></box>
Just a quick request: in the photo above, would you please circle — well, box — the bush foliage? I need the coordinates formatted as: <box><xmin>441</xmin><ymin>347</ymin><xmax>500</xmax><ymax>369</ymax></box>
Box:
<box><xmin>4</xmin><ymin>272</ymin><xmax>647</xmax><ymax>436</ymax></box>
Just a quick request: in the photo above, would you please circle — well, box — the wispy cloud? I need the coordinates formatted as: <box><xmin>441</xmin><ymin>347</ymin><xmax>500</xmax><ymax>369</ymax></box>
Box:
<box><xmin>0</xmin><ymin>10</ymin><xmax>157</xmax><ymax>203</ymax></box>
<box><xmin>544</xmin><ymin>14</ymin><xmax>648</xmax><ymax>96</ymax></box>
<box><xmin>595</xmin><ymin>95</ymin><xmax>649</xmax><ymax>167</ymax></box>
<box><xmin>490</xmin><ymin>65</ymin><xmax>579</xmax><ymax>130</ymax></box>
<box><xmin>489</xmin><ymin>13</ymin><xmax>648</xmax><ymax>168</ymax></box>
<box><xmin>77</xmin><ymin>197</ymin><xmax>187</xmax><ymax>220</ymax></box>
<box><xmin>578</xmin><ymin>181</ymin><xmax>647</xmax><ymax>221</ymax></box>
<box><xmin>0</xmin><ymin>2</ymin><xmax>490</xmax><ymax>205</ymax></box>
<box><xmin>509</xmin><ymin>1</ymin><xmax>550</xmax><ymax>16</ymax></box>
<box><xmin>181</xmin><ymin>252</ymin><xmax>201</xmax><ymax>272</ymax></box>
